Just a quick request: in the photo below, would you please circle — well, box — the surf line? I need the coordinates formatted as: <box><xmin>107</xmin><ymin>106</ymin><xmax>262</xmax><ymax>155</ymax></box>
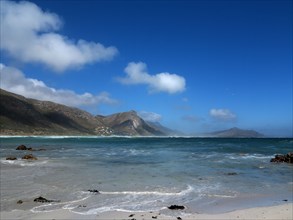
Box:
<box><xmin>99</xmin><ymin>185</ymin><xmax>194</xmax><ymax>196</ymax></box>
<box><xmin>30</xmin><ymin>195</ymin><xmax>91</xmax><ymax>213</ymax></box>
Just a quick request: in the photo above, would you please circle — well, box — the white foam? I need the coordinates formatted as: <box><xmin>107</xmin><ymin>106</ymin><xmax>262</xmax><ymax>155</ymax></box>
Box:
<box><xmin>31</xmin><ymin>195</ymin><xmax>91</xmax><ymax>213</ymax></box>
<box><xmin>241</xmin><ymin>154</ymin><xmax>272</xmax><ymax>159</ymax></box>
<box><xmin>71</xmin><ymin>204</ymin><xmax>161</xmax><ymax>215</ymax></box>
<box><xmin>123</xmin><ymin>149</ymin><xmax>150</xmax><ymax>156</ymax></box>
<box><xmin>69</xmin><ymin>186</ymin><xmax>195</xmax><ymax>215</ymax></box>
<box><xmin>205</xmin><ymin>194</ymin><xmax>237</xmax><ymax>198</ymax></box>
<box><xmin>1</xmin><ymin>159</ymin><xmax>48</xmax><ymax>166</ymax></box>
<box><xmin>71</xmin><ymin>206</ymin><xmax>114</xmax><ymax>215</ymax></box>
<box><xmin>99</xmin><ymin>185</ymin><xmax>194</xmax><ymax>196</ymax></box>
<box><xmin>227</xmin><ymin>154</ymin><xmax>272</xmax><ymax>160</ymax></box>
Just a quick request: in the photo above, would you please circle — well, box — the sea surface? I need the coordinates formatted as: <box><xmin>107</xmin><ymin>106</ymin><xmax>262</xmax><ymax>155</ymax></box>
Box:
<box><xmin>0</xmin><ymin>137</ymin><xmax>292</xmax><ymax>216</ymax></box>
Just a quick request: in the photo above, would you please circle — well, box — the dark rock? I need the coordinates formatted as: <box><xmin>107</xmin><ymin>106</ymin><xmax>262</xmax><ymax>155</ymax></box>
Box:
<box><xmin>283</xmin><ymin>199</ymin><xmax>288</xmax><ymax>202</ymax></box>
<box><xmin>15</xmin><ymin>145</ymin><xmax>46</xmax><ymax>151</ymax></box>
<box><xmin>129</xmin><ymin>214</ymin><xmax>134</xmax><ymax>217</ymax></box>
<box><xmin>168</xmin><ymin>205</ymin><xmax>185</xmax><ymax>210</ymax></box>
<box><xmin>152</xmin><ymin>216</ymin><xmax>157</xmax><ymax>219</ymax></box>
<box><xmin>22</xmin><ymin>154</ymin><xmax>37</xmax><ymax>160</ymax></box>
<box><xmin>177</xmin><ymin>217</ymin><xmax>182</xmax><ymax>220</ymax></box>
<box><xmin>33</xmin><ymin>196</ymin><xmax>60</xmax><ymax>203</ymax></box>
<box><xmin>16</xmin><ymin>145</ymin><xmax>27</xmax><ymax>150</ymax></box>
<box><xmin>270</xmin><ymin>155</ymin><xmax>286</xmax><ymax>162</ymax></box>
<box><xmin>270</xmin><ymin>152</ymin><xmax>293</xmax><ymax>163</ymax></box>
<box><xmin>287</xmin><ymin>152</ymin><xmax>293</xmax><ymax>163</ymax></box>
<box><xmin>87</xmin><ymin>189</ymin><xmax>100</xmax><ymax>194</ymax></box>
<box><xmin>226</xmin><ymin>172</ymin><xmax>238</xmax><ymax>175</ymax></box>
<box><xmin>17</xmin><ymin>200</ymin><xmax>23</xmax><ymax>204</ymax></box>
<box><xmin>6</xmin><ymin>156</ymin><xmax>17</xmax><ymax>160</ymax></box>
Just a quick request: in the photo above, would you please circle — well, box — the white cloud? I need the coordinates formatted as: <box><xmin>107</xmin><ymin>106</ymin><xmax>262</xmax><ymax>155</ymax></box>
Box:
<box><xmin>118</xmin><ymin>62</ymin><xmax>186</xmax><ymax>94</ymax></box>
<box><xmin>209</xmin><ymin>108</ymin><xmax>237</xmax><ymax>121</ymax></box>
<box><xmin>0</xmin><ymin>0</ymin><xmax>118</xmax><ymax>72</ymax></box>
<box><xmin>0</xmin><ymin>64</ymin><xmax>118</xmax><ymax>107</ymax></box>
<box><xmin>138</xmin><ymin>111</ymin><xmax>162</xmax><ymax>122</ymax></box>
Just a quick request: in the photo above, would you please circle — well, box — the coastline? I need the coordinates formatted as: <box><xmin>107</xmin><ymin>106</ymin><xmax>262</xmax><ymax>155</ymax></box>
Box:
<box><xmin>1</xmin><ymin>137</ymin><xmax>292</xmax><ymax>220</ymax></box>
<box><xmin>1</xmin><ymin>203</ymin><xmax>292</xmax><ymax>220</ymax></box>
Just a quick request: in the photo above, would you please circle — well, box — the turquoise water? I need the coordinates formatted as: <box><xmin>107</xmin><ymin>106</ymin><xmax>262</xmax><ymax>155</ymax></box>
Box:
<box><xmin>0</xmin><ymin>137</ymin><xmax>292</xmax><ymax>215</ymax></box>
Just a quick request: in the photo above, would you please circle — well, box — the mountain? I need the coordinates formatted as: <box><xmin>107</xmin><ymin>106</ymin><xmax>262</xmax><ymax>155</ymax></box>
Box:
<box><xmin>97</xmin><ymin>111</ymin><xmax>166</xmax><ymax>136</ymax></box>
<box><xmin>208</xmin><ymin>127</ymin><xmax>264</xmax><ymax>138</ymax></box>
<box><xmin>0</xmin><ymin>89</ymin><xmax>169</xmax><ymax>136</ymax></box>
<box><xmin>0</xmin><ymin>89</ymin><xmax>105</xmax><ymax>135</ymax></box>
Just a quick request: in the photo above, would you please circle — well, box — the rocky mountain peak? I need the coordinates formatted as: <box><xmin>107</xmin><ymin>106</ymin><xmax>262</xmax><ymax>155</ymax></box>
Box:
<box><xmin>99</xmin><ymin>110</ymin><xmax>163</xmax><ymax>136</ymax></box>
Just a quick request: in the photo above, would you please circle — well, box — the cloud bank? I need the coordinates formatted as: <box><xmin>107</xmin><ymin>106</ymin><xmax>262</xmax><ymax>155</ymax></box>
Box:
<box><xmin>0</xmin><ymin>0</ymin><xmax>118</xmax><ymax>72</ymax></box>
<box><xmin>209</xmin><ymin>108</ymin><xmax>237</xmax><ymax>121</ymax></box>
<box><xmin>118</xmin><ymin>62</ymin><xmax>186</xmax><ymax>94</ymax></box>
<box><xmin>0</xmin><ymin>64</ymin><xmax>117</xmax><ymax>107</ymax></box>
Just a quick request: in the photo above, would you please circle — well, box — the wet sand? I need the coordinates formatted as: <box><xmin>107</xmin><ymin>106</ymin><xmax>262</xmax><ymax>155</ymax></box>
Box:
<box><xmin>1</xmin><ymin>203</ymin><xmax>292</xmax><ymax>220</ymax></box>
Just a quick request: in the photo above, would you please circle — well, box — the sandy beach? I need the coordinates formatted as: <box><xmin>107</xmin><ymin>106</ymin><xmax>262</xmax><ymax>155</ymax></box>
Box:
<box><xmin>1</xmin><ymin>203</ymin><xmax>292</xmax><ymax>220</ymax></box>
<box><xmin>1</xmin><ymin>138</ymin><xmax>292</xmax><ymax>220</ymax></box>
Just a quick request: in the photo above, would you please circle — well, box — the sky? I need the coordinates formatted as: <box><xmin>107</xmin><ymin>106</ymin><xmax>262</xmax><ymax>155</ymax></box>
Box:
<box><xmin>0</xmin><ymin>0</ymin><xmax>292</xmax><ymax>137</ymax></box>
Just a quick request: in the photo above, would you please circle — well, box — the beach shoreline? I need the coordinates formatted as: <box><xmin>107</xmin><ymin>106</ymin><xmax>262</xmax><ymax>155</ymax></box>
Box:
<box><xmin>1</xmin><ymin>203</ymin><xmax>292</xmax><ymax>220</ymax></box>
<box><xmin>1</xmin><ymin>137</ymin><xmax>292</xmax><ymax>220</ymax></box>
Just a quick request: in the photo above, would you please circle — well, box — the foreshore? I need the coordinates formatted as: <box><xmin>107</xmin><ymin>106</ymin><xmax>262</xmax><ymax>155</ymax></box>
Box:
<box><xmin>1</xmin><ymin>203</ymin><xmax>292</xmax><ymax>220</ymax></box>
<box><xmin>1</xmin><ymin>138</ymin><xmax>292</xmax><ymax>220</ymax></box>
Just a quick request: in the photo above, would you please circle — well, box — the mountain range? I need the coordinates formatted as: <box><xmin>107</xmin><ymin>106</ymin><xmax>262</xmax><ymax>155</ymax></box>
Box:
<box><xmin>0</xmin><ymin>89</ymin><xmax>171</xmax><ymax>136</ymax></box>
<box><xmin>0</xmin><ymin>89</ymin><xmax>263</xmax><ymax>137</ymax></box>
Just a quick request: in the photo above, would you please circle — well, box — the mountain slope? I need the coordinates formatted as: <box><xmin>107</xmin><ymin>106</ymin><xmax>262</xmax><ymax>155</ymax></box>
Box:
<box><xmin>0</xmin><ymin>89</ymin><xmax>169</xmax><ymax>136</ymax></box>
<box><xmin>0</xmin><ymin>89</ymin><xmax>105</xmax><ymax>135</ymax></box>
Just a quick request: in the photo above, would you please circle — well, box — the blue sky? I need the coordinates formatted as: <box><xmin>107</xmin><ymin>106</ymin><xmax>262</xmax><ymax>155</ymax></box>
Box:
<box><xmin>0</xmin><ymin>0</ymin><xmax>292</xmax><ymax>136</ymax></box>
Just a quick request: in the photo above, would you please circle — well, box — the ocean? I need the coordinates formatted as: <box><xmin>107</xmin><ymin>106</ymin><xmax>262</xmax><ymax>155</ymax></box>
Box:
<box><xmin>0</xmin><ymin>137</ymin><xmax>292</xmax><ymax>216</ymax></box>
